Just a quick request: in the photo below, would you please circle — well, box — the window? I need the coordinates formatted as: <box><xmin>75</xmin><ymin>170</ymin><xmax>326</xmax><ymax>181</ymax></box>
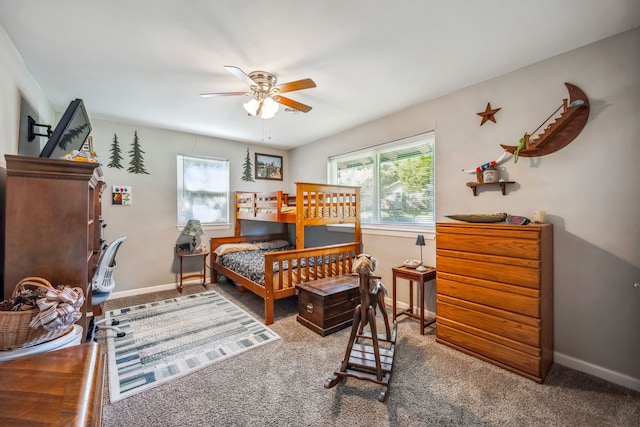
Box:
<box><xmin>177</xmin><ymin>154</ymin><xmax>229</xmax><ymax>226</ymax></box>
<box><xmin>328</xmin><ymin>132</ymin><xmax>435</xmax><ymax>228</ymax></box>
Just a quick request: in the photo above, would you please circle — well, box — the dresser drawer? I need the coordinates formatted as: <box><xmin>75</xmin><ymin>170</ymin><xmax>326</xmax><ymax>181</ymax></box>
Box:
<box><xmin>436</xmin><ymin>227</ymin><xmax>541</xmax><ymax>260</ymax></box>
<box><xmin>437</xmin><ymin>274</ymin><xmax>540</xmax><ymax>317</ymax></box>
<box><xmin>437</xmin><ymin>254</ymin><xmax>540</xmax><ymax>289</ymax></box>
<box><xmin>437</xmin><ymin>298</ymin><xmax>540</xmax><ymax>347</ymax></box>
<box><xmin>436</xmin><ymin>323</ymin><xmax>542</xmax><ymax>378</ymax></box>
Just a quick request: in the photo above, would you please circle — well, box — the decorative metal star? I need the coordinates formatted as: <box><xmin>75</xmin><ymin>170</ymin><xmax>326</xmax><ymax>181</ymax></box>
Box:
<box><xmin>477</xmin><ymin>103</ymin><xmax>501</xmax><ymax>126</ymax></box>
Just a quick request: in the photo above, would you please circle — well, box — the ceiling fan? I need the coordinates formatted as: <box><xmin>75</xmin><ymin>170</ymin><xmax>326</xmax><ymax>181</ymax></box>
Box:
<box><xmin>200</xmin><ymin>66</ymin><xmax>316</xmax><ymax>119</ymax></box>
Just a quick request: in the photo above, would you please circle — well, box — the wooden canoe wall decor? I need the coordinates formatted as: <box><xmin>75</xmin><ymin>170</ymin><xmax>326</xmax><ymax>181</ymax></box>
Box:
<box><xmin>500</xmin><ymin>83</ymin><xmax>590</xmax><ymax>157</ymax></box>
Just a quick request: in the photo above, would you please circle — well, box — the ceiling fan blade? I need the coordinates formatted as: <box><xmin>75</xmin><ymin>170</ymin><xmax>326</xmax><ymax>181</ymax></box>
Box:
<box><xmin>199</xmin><ymin>92</ymin><xmax>247</xmax><ymax>98</ymax></box>
<box><xmin>224</xmin><ymin>65</ymin><xmax>257</xmax><ymax>87</ymax></box>
<box><xmin>276</xmin><ymin>78</ymin><xmax>316</xmax><ymax>94</ymax></box>
<box><xmin>273</xmin><ymin>95</ymin><xmax>312</xmax><ymax>113</ymax></box>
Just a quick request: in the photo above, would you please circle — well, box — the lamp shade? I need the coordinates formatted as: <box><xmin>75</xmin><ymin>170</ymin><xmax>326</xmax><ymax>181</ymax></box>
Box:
<box><xmin>243</xmin><ymin>99</ymin><xmax>260</xmax><ymax>116</ymax></box>
<box><xmin>243</xmin><ymin>97</ymin><xmax>279</xmax><ymax>119</ymax></box>
<box><xmin>182</xmin><ymin>219</ymin><xmax>204</xmax><ymax>237</ymax></box>
<box><xmin>261</xmin><ymin>97</ymin><xmax>279</xmax><ymax>119</ymax></box>
<box><xmin>415</xmin><ymin>234</ymin><xmax>426</xmax><ymax>246</ymax></box>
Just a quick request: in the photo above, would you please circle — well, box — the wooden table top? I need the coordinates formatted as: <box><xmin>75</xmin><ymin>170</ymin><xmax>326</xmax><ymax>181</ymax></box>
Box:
<box><xmin>392</xmin><ymin>265</ymin><xmax>436</xmax><ymax>278</ymax></box>
<box><xmin>0</xmin><ymin>342</ymin><xmax>104</xmax><ymax>427</ymax></box>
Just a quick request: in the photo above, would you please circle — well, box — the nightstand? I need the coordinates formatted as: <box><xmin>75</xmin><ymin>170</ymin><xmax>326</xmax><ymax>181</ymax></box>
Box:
<box><xmin>176</xmin><ymin>249</ymin><xmax>209</xmax><ymax>293</ymax></box>
<box><xmin>392</xmin><ymin>265</ymin><xmax>436</xmax><ymax>335</ymax></box>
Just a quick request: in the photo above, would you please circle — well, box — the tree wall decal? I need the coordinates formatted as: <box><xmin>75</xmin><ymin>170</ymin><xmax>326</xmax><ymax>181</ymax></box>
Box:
<box><xmin>241</xmin><ymin>147</ymin><xmax>254</xmax><ymax>182</ymax></box>
<box><xmin>107</xmin><ymin>133</ymin><xmax>124</xmax><ymax>169</ymax></box>
<box><xmin>127</xmin><ymin>130</ymin><xmax>150</xmax><ymax>175</ymax></box>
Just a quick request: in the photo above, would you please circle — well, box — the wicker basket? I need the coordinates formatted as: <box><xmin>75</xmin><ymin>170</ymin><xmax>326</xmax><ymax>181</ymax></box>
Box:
<box><xmin>0</xmin><ymin>277</ymin><xmax>72</xmax><ymax>350</ymax></box>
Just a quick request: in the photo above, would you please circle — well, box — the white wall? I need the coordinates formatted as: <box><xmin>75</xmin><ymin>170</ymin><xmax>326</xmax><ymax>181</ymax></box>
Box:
<box><xmin>290</xmin><ymin>28</ymin><xmax>640</xmax><ymax>390</ymax></box>
<box><xmin>90</xmin><ymin>119</ymin><xmax>288</xmax><ymax>293</ymax></box>
<box><xmin>0</xmin><ymin>24</ymin><xmax>52</xmax><ymax>161</ymax></box>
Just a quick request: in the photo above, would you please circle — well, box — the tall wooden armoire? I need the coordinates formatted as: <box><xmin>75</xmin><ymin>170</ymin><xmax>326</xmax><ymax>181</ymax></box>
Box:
<box><xmin>3</xmin><ymin>155</ymin><xmax>105</xmax><ymax>340</ymax></box>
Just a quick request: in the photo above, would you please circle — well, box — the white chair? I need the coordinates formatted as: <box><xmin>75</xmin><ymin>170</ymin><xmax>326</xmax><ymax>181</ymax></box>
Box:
<box><xmin>91</xmin><ymin>236</ymin><xmax>127</xmax><ymax>339</ymax></box>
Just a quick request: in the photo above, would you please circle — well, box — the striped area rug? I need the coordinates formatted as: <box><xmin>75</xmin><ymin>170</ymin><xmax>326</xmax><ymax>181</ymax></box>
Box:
<box><xmin>105</xmin><ymin>290</ymin><xmax>280</xmax><ymax>402</ymax></box>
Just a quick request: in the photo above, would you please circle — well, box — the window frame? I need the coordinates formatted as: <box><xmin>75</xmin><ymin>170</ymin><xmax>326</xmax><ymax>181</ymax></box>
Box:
<box><xmin>176</xmin><ymin>153</ymin><xmax>230</xmax><ymax>228</ymax></box>
<box><xmin>327</xmin><ymin>132</ymin><xmax>435</xmax><ymax>233</ymax></box>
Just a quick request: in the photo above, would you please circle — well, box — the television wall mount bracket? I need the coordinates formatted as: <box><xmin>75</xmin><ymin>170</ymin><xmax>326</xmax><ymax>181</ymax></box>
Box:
<box><xmin>27</xmin><ymin>115</ymin><xmax>52</xmax><ymax>141</ymax></box>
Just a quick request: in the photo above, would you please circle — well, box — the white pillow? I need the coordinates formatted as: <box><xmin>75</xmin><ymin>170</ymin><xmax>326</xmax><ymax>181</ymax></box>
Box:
<box><xmin>213</xmin><ymin>242</ymin><xmax>259</xmax><ymax>256</ymax></box>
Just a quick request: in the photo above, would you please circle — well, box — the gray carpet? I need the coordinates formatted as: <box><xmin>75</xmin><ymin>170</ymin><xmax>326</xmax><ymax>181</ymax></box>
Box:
<box><xmin>100</xmin><ymin>281</ymin><xmax>639</xmax><ymax>427</ymax></box>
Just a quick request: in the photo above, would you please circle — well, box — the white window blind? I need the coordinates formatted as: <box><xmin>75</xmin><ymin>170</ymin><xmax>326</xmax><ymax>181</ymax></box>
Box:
<box><xmin>328</xmin><ymin>133</ymin><xmax>435</xmax><ymax>227</ymax></box>
<box><xmin>177</xmin><ymin>154</ymin><xmax>229</xmax><ymax>226</ymax></box>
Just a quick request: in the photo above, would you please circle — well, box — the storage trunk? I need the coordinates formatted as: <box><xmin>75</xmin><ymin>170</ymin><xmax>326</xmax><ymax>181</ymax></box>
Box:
<box><xmin>296</xmin><ymin>275</ymin><xmax>360</xmax><ymax>336</ymax></box>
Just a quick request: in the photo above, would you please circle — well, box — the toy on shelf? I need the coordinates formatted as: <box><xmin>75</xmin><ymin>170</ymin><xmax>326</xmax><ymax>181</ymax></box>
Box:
<box><xmin>63</xmin><ymin>150</ymin><xmax>98</xmax><ymax>163</ymax></box>
<box><xmin>462</xmin><ymin>152</ymin><xmax>515</xmax><ymax>196</ymax></box>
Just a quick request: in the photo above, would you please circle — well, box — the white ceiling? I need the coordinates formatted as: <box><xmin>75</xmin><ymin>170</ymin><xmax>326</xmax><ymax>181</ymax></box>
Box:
<box><xmin>1</xmin><ymin>1</ymin><xmax>638</xmax><ymax>149</ymax></box>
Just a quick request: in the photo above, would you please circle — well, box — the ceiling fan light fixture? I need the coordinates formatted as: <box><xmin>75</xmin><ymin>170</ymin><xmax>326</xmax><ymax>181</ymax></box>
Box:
<box><xmin>243</xmin><ymin>98</ymin><xmax>260</xmax><ymax>116</ymax></box>
<box><xmin>261</xmin><ymin>97</ymin><xmax>279</xmax><ymax>119</ymax></box>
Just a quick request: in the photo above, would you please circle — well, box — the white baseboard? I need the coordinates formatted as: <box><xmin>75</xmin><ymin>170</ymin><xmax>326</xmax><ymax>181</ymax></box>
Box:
<box><xmin>109</xmin><ymin>280</ymin><xmax>202</xmax><ymax>300</ymax></box>
<box><xmin>107</xmin><ymin>286</ymin><xmax>639</xmax><ymax>392</ymax></box>
<box><xmin>398</xmin><ymin>303</ymin><xmax>639</xmax><ymax>391</ymax></box>
<box><xmin>553</xmin><ymin>351</ymin><xmax>640</xmax><ymax>392</ymax></box>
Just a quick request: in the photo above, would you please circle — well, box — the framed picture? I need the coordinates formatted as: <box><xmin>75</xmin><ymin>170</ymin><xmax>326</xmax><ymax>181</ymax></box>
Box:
<box><xmin>80</xmin><ymin>135</ymin><xmax>94</xmax><ymax>153</ymax></box>
<box><xmin>255</xmin><ymin>153</ymin><xmax>283</xmax><ymax>181</ymax></box>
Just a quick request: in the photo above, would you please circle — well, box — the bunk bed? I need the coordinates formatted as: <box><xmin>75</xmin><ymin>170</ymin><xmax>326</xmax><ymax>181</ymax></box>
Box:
<box><xmin>211</xmin><ymin>182</ymin><xmax>362</xmax><ymax>325</ymax></box>
<box><xmin>234</xmin><ymin>182</ymin><xmax>361</xmax><ymax>249</ymax></box>
<box><xmin>210</xmin><ymin>234</ymin><xmax>360</xmax><ymax>325</ymax></box>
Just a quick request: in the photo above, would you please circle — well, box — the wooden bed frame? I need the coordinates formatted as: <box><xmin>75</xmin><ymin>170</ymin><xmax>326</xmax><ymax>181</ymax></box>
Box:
<box><xmin>235</xmin><ymin>182</ymin><xmax>361</xmax><ymax>249</ymax></box>
<box><xmin>210</xmin><ymin>233</ymin><xmax>360</xmax><ymax>325</ymax></box>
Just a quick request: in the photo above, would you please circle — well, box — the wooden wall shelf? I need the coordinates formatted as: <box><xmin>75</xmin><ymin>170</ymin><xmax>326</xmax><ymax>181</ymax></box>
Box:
<box><xmin>500</xmin><ymin>83</ymin><xmax>589</xmax><ymax>158</ymax></box>
<box><xmin>466</xmin><ymin>181</ymin><xmax>515</xmax><ymax>196</ymax></box>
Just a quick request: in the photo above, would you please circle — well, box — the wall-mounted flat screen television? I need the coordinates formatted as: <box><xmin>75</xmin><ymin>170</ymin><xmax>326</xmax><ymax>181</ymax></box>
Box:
<box><xmin>39</xmin><ymin>98</ymin><xmax>92</xmax><ymax>158</ymax></box>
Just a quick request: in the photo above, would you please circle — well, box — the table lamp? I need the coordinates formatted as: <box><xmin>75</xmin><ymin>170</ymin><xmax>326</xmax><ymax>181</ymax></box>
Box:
<box><xmin>415</xmin><ymin>234</ymin><xmax>427</xmax><ymax>271</ymax></box>
<box><xmin>182</xmin><ymin>219</ymin><xmax>204</xmax><ymax>252</ymax></box>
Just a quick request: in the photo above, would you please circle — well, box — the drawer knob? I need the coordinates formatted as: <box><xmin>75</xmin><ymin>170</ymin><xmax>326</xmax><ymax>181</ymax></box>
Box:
<box><xmin>306</xmin><ymin>303</ymin><xmax>314</xmax><ymax>313</ymax></box>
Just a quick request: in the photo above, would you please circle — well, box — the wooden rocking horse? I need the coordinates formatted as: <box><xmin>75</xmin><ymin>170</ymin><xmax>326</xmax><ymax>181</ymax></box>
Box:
<box><xmin>324</xmin><ymin>254</ymin><xmax>398</xmax><ymax>402</ymax></box>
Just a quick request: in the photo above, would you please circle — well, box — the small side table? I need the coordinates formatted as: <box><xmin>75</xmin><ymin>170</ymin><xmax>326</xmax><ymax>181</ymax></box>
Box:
<box><xmin>392</xmin><ymin>265</ymin><xmax>436</xmax><ymax>335</ymax></box>
<box><xmin>177</xmin><ymin>249</ymin><xmax>209</xmax><ymax>293</ymax></box>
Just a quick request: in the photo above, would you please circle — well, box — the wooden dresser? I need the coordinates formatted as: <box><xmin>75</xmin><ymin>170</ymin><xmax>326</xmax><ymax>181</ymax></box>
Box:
<box><xmin>435</xmin><ymin>222</ymin><xmax>553</xmax><ymax>382</ymax></box>
<box><xmin>0</xmin><ymin>343</ymin><xmax>105</xmax><ymax>426</ymax></box>
<box><xmin>3</xmin><ymin>155</ymin><xmax>105</xmax><ymax>338</ymax></box>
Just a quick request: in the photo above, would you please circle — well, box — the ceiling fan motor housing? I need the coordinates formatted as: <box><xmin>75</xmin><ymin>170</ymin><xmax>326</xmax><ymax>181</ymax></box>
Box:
<box><xmin>248</xmin><ymin>71</ymin><xmax>278</xmax><ymax>94</ymax></box>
